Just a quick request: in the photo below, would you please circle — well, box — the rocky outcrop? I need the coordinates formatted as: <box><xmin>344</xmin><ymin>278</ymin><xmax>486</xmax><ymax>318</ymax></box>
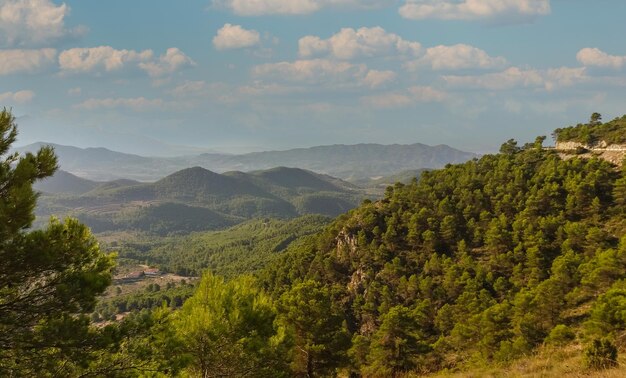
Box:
<box><xmin>555</xmin><ymin>140</ymin><xmax>626</xmax><ymax>166</ymax></box>
<box><xmin>555</xmin><ymin>140</ymin><xmax>626</xmax><ymax>151</ymax></box>
<box><xmin>555</xmin><ymin>141</ymin><xmax>586</xmax><ymax>150</ymax></box>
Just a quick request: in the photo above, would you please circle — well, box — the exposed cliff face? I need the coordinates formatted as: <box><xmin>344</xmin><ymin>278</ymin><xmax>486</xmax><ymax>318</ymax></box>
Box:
<box><xmin>555</xmin><ymin>140</ymin><xmax>626</xmax><ymax>166</ymax></box>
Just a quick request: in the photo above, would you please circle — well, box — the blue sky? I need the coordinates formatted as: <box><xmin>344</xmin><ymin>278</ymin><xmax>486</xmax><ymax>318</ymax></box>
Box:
<box><xmin>2</xmin><ymin>0</ymin><xmax>626</xmax><ymax>155</ymax></box>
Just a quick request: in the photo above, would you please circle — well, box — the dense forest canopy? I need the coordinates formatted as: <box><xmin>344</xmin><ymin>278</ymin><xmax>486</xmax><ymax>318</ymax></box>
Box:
<box><xmin>260</xmin><ymin>127</ymin><xmax>626</xmax><ymax>375</ymax></box>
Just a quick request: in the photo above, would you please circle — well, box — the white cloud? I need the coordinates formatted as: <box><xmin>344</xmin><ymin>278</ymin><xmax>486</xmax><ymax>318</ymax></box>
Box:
<box><xmin>138</xmin><ymin>48</ymin><xmax>195</xmax><ymax>77</ymax></box>
<box><xmin>362</xmin><ymin>70</ymin><xmax>396</xmax><ymax>88</ymax></box>
<box><xmin>242</xmin><ymin>84</ymin><xmax>301</xmax><ymax>97</ymax></box>
<box><xmin>361</xmin><ymin>85</ymin><xmax>446</xmax><ymax>108</ymax></box>
<box><xmin>253</xmin><ymin>59</ymin><xmax>399</xmax><ymax>91</ymax></box>
<box><xmin>67</xmin><ymin>87</ymin><xmax>81</xmax><ymax>95</ymax></box>
<box><xmin>213</xmin><ymin>23</ymin><xmax>260</xmax><ymax>50</ymax></box>
<box><xmin>171</xmin><ymin>80</ymin><xmax>208</xmax><ymax>97</ymax></box>
<box><xmin>0</xmin><ymin>90</ymin><xmax>35</xmax><ymax>103</ymax></box>
<box><xmin>361</xmin><ymin>93</ymin><xmax>412</xmax><ymax>108</ymax></box>
<box><xmin>59</xmin><ymin>46</ymin><xmax>194</xmax><ymax>77</ymax></box>
<box><xmin>299</xmin><ymin>27</ymin><xmax>421</xmax><ymax>60</ymax></box>
<box><xmin>0</xmin><ymin>48</ymin><xmax>56</xmax><ymax>75</ymax></box>
<box><xmin>298</xmin><ymin>36</ymin><xmax>328</xmax><ymax>58</ymax></box>
<box><xmin>443</xmin><ymin>66</ymin><xmax>586</xmax><ymax>91</ymax></box>
<box><xmin>407</xmin><ymin>44</ymin><xmax>507</xmax><ymax>70</ymax></box>
<box><xmin>407</xmin><ymin>85</ymin><xmax>447</xmax><ymax>101</ymax></box>
<box><xmin>577</xmin><ymin>48</ymin><xmax>626</xmax><ymax>70</ymax></box>
<box><xmin>399</xmin><ymin>0</ymin><xmax>550</xmax><ymax>22</ymax></box>
<box><xmin>59</xmin><ymin>46</ymin><xmax>153</xmax><ymax>74</ymax></box>
<box><xmin>75</xmin><ymin>97</ymin><xmax>166</xmax><ymax>112</ymax></box>
<box><xmin>543</xmin><ymin>67</ymin><xmax>587</xmax><ymax>90</ymax></box>
<box><xmin>253</xmin><ymin>59</ymin><xmax>367</xmax><ymax>84</ymax></box>
<box><xmin>444</xmin><ymin>67</ymin><xmax>542</xmax><ymax>90</ymax></box>
<box><xmin>0</xmin><ymin>0</ymin><xmax>84</xmax><ymax>47</ymax></box>
<box><xmin>214</xmin><ymin>0</ymin><xmax>392</xmax><ymax>16</ymax></box>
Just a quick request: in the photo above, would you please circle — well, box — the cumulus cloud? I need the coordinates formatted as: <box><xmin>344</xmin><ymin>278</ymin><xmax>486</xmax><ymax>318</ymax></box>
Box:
<box><xmin>0</xmin><ymin>90</ymin><xmax>35</xmax><ymax>103</ymax></box>
<box><xmin>59</xmin><ymin>46</ymin><xmax>153</xmax><ymax>73</ymax></box>
<box><xmin>58</xmin><ymin>46</ymin><xmax>194</xmax><ymax>77</ymax></box>
<box><xmin>443</xmin><ymin>66</ymin><xmax>586</xmax><ymax>91</ymax></box>
<box><xmin>0</xmin><ymin>48</ymin><xmax>56</xmax><ymax>75</ymax></box>
<box><xmin>213</xmin><ymin>24</ymin><xmax>261</xmax><ymax>50</ymax></box>
<box><xmin>362</xmin><ymin>70</ymin><xmax>396</xmax><ymax>88</ymax></box>
<box><xmin>577</xmin><ymin>48</ymin><xmax>626</xmax><ymax>69</ymax></box>
<box><xmin>253</xmin><ymin>59</ymin><xmax>367</xmax><ymax>84</ymax></box>
<box><xmin>399</xmin><ymin>0</ymin><xmax>550</xmax><ymax>22</ymax></box>
<box><xmin>299</xmin><ymin>27</ymin><xmax>421</xmax><ymax>60</ymax></box>
<box><xmin>213</xmin><ymin>0</ymin><xmax>392</xmax><ymax>16</ymax></box>
<box><xmin>75</xmin><ymin>97</ymin><xmax>166</xmax><ymax>112</ymax></box>
<box><xmin>0</xmin><ymin>0</ymin><xmax>85</xmax><ymax>47</ymax></box>
<box><xmin>361</xmin><ymin>86</ymin><xmax>446</xmax><ymax>108</ymax></box>
<box><xmin>252</xmin><ymin>58</ymin><xmax>398</xmax><ymax>90</ymax></box>
<box><xmin>407</xmin><ymin>44</ymin><xmax>507</xmax><ymax>70</ymax></box>
<box><xmin>138</xmin><ymin>48</ymin><xmax>195</xmax><ymax>77</ymax></box>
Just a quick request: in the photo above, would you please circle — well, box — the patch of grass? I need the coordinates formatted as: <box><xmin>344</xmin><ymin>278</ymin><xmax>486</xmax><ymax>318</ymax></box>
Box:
<box><xmin>421</xmin><ymin>343</ymin><xmax>625</xmax><ymax>378</ymax></box>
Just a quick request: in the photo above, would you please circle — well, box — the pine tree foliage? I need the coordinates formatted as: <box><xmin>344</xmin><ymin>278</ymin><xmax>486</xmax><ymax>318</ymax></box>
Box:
<box><xmin>0</xmin><ymin>109</ymin><xmax>115</xmax><ymax>376</ymax></box>
<box><xmin>262</xmin><ymin>132</ymin><xmax>626</xmax><ymax>373</ymax></box>
<box><xmin>172</xmin><ymin>273</ymin><xmax>289</xmax><ymax>377</ymax></box>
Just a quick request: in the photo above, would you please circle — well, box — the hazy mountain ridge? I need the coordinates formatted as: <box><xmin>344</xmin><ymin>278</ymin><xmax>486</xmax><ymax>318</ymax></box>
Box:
<box><xmin>35</xmin><ymin>166</ymin><xmax>365</xmax><ymax>234</ymax></box>
<box><xmin>16</xmin><ymin>142</ymin><xmax>478</xmax><ymax>182</ymax></box>
<box><xmin>34</xmin><ymin>170</ymin><xmax>100</xmax><ymax>195</ymax></box>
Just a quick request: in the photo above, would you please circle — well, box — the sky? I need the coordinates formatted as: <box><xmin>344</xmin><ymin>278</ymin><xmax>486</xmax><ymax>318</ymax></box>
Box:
<box><xmin>2</xmin><ymin>0</ymin><xmax>626</xmax><ymax>156</ymax></box>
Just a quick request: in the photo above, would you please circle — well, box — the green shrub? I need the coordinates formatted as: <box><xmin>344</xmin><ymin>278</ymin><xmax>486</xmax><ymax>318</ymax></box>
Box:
<box><xmin>583</xmin><ymin>339</ymin><xmax>618</xmax><ymax>370</ymax></box>
<box><xmin>545</xmin><ymin>324</ymin><xmax>575</xmax><ymax>345</ymax></box>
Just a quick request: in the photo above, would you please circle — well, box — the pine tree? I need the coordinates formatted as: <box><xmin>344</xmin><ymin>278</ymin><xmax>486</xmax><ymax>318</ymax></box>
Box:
<box><xmin>0</xmin><ymin>109</ymin><xmax>115</xmax><ymax>376</ymax></box>
<box><xmin>173</xmin><ymin>273</ymin><xmax>288</xmax><ymax>377</ymax></box>
<box><xmin>278</xmin><ymin>280</ymin><xmax>351</xmax><ymax>377</ymax></box>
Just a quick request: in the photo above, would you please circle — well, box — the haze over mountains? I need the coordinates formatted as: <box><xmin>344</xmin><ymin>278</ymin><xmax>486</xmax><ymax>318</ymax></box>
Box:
<box><xmin>35</xmin><ymin>166</ymin><xmax>363</xmax><ymax>234</ymax></box>
<box><xmin>17</xmin><ymin>142</ymin><xmax>478</xmax><ymax>182</ymax></box>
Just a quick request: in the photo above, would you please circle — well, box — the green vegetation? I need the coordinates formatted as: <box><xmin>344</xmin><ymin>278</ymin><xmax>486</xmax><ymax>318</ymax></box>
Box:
<box><xmin>33</xmin><ymin>169</ymin><xmax>100</xmax><ymax>194</ymax></box>
<box><xmin>554</xmin><ymin>113</ymin><xmax>626</xmax><ymax>145</ymax></box>
<box><xmin>0</xmin><ymin>109</ymin><xmax>116</xmax><ymax>376</ymax></box>
<box><xmin>259</xmin><ymin>130</ymin><xmax>626</xmax><ymax>375</ymax></box>
<box><xmin>116</xmin><ymin>215</ymin><xmax>329</xmax><ymax>277</ymax></box>
<box><xmin>584</xmin><ymin>339</ymin><xmax>618</xmax><ymax>370</ymax></box>
<box><xmin>5</xmin><ymin>112</ymin><xmax>626</xmax><ymax>376</ymax></box>
<box><xmin>93</xmin><ymin>281</ymin><xmax>195</xmax><ymax>322</ymax></box>
<box><xmin>351</xmin><ymin>168</ymin><xmax>429</xmax><ymax>197</ymax></box>
<box><xmin>35</xmin><ymin>166</ymin><xmax>363</xmax><ymax>235</ymax></box>
<box><xmin>171</xmin><ymin>273</ymin><xmax>289</xmax><ymax>377</ymax></box>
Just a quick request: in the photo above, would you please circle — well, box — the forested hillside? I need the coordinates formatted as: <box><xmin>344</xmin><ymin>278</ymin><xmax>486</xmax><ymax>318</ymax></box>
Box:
<box><xmin>259</xmin><ymin>136</ymin><xmax>626</xmax><ymax>375</ymax></box>
<box><xmin>35</xmin><ymin>166</ymin><xmax>363</xmax><ymax>234</ymax></box>
<box><xmin>116</xmin><ymin>215</ymin><xmax>329</xmax><ymax>277</ymax></box>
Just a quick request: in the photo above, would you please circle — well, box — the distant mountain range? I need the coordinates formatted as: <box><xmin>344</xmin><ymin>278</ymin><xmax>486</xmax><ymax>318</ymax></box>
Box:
<box><xmin>17</xmin><ymin>142</ymin><xmax>478</xmax><ymax>182</ymax></box>
<box><xmin>35</xmin><ymin>166</ymin><xmax>363</xmax><ymax>234</ymax></box>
